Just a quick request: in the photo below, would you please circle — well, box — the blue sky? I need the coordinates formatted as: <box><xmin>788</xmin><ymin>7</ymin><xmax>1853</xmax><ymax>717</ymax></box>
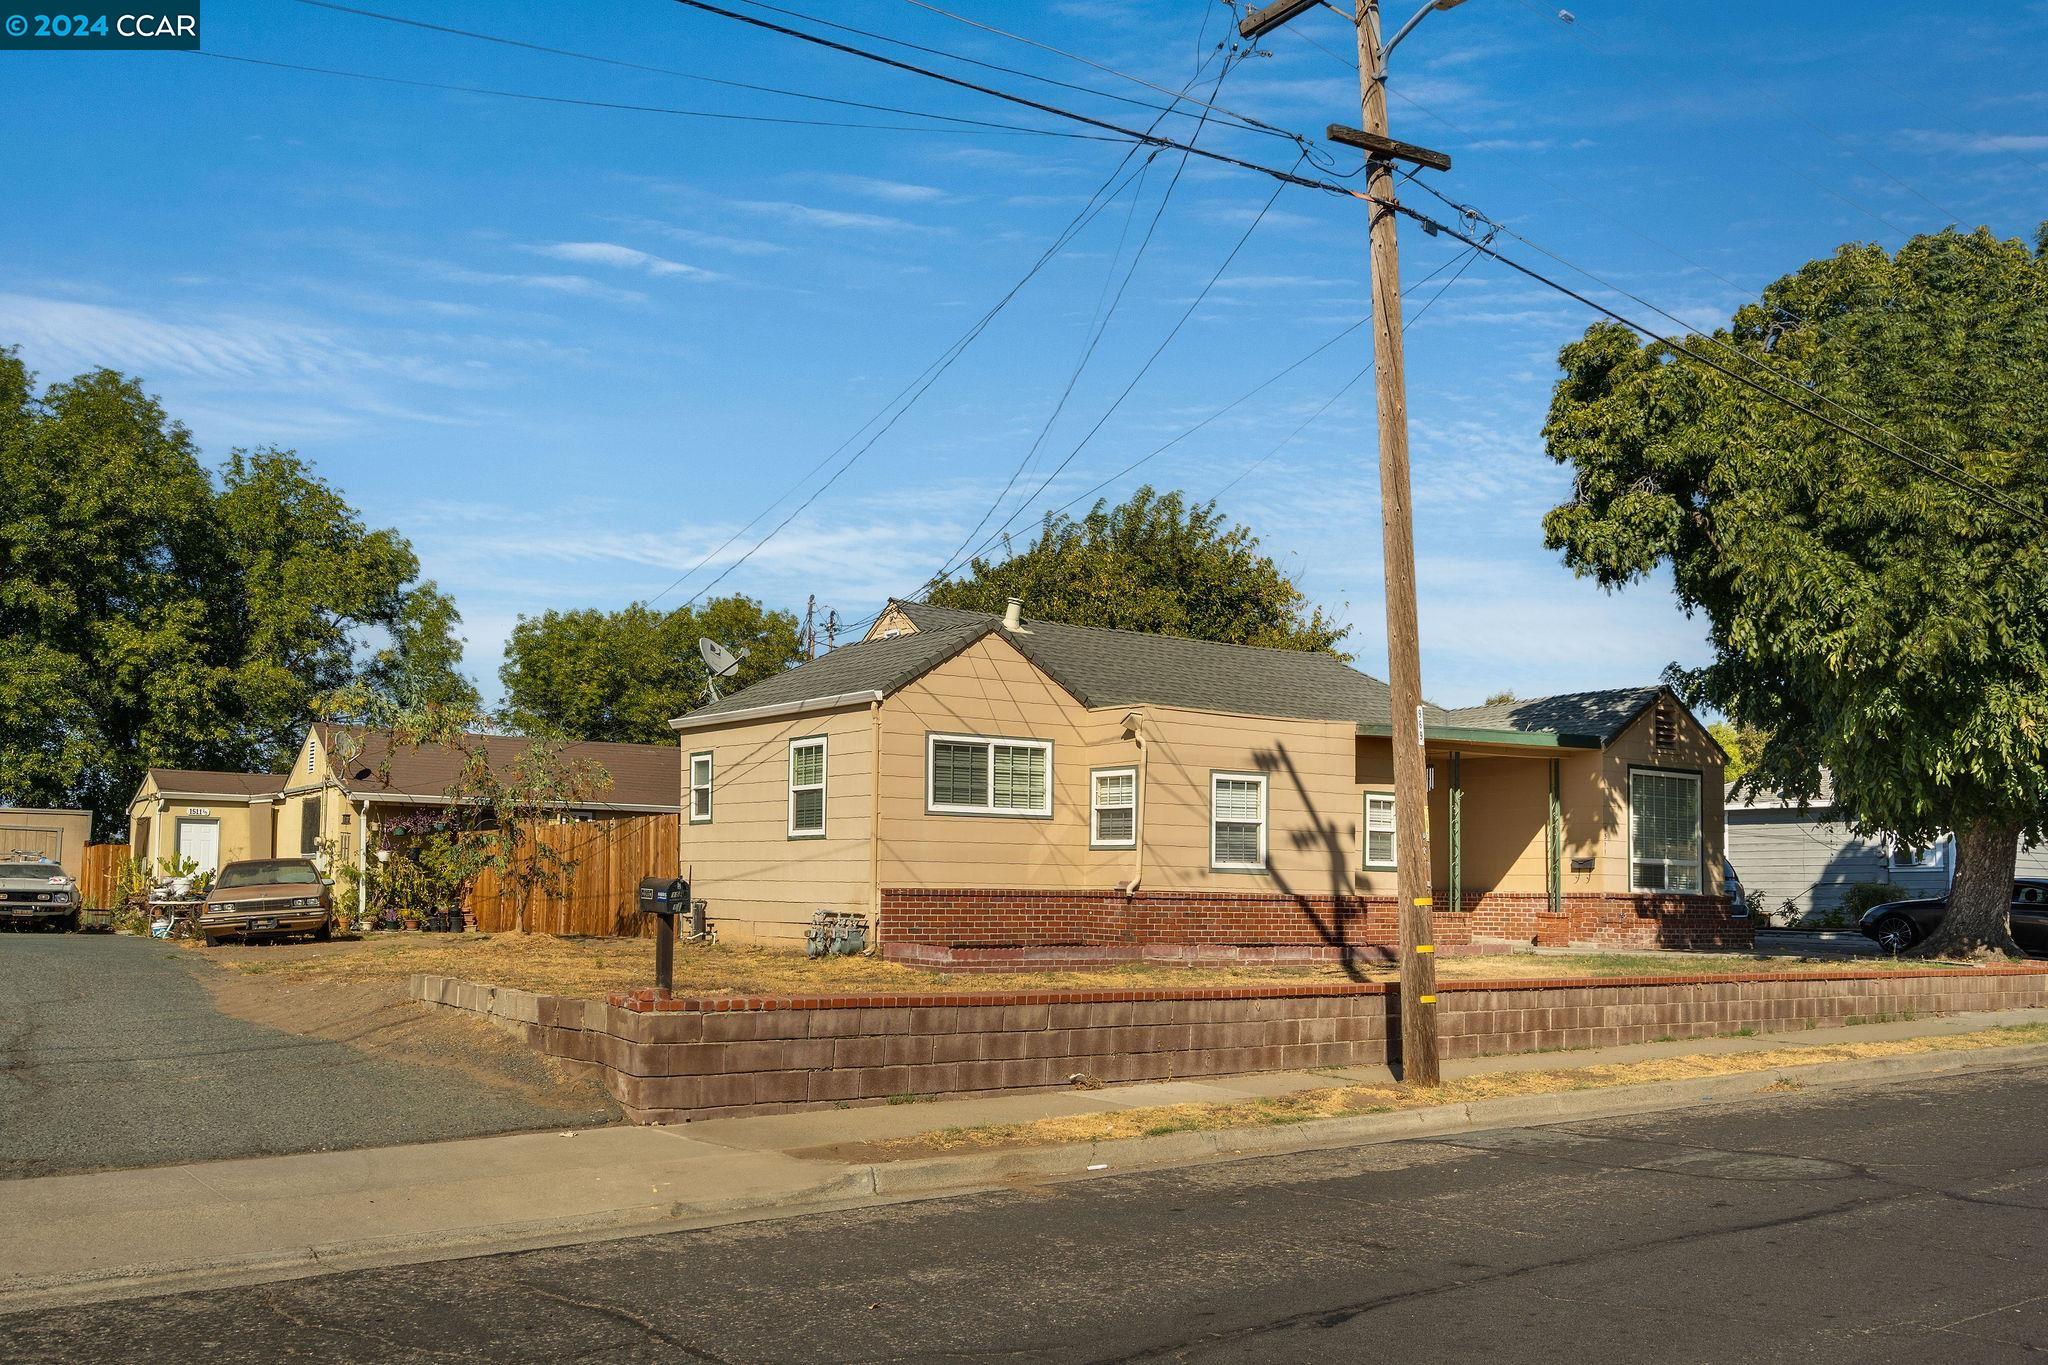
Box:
<box><xmin>3</xmin><ymin>0</ymin><xmax>2042</xmax><ymax>709</ymax></box>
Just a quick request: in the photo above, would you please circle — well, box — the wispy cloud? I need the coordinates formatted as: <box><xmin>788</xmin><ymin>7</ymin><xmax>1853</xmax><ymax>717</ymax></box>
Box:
<box><xmin>728</xmin><ymin>198</ymin><xmax>935</xmax><ymax>232</ymax></box>
<box><xmin>803</xmin><ymin>173</ymin><xmax>952</xmax><ymax>203</ymax></box>
<box><xmin>412</xmin><ymin>259</ymin><xmax>647</xmax><ymax>305</ymax></box>
<box><xmin>531</xmin><ymin>241</ymin><xmax>724</xmax><ymax>281</ymax></box>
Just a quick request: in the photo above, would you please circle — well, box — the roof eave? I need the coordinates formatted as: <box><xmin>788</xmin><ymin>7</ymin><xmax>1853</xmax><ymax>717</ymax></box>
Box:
<box><xmin>1357</xmin><ymin>722</ymin><xmax>1602</xmax><ymax>750</ymax></box>
<box><xmin>670</xmin><ymin>689</ymin><xmax>886</xmax><ymax>732</ymax></box>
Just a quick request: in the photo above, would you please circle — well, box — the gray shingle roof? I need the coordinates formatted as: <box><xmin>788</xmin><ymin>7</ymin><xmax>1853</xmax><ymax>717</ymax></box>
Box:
<box><xmin>146</xmin><ymin>769</ymin><xmax>287</xmax><ymax>798</ymax></box>
<box><xmin>1435</xmin><ymin>687</ymin><xmax>1665</xmax><ymax>743</ymax></box>
<box><xmin>316</xmin><ymin>725</ymin><xmax>681</xmax><ymax>810</ymax></box>
<box><xmin>895</xmin><ymin>602</ymin><xmax>1404</xmax><ymax>725</ymax></box>
<box><xmin>678</xmin><ymin>621</ymin><xmax>993</xmax><ymax>721</ymax></box>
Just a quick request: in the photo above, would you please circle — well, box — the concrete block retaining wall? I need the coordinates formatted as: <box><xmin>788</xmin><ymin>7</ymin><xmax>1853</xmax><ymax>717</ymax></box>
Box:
<box><xmin>409</xmin><ymin>967</ymin><xmax>2048</xmax><ymax>1125</ymax></box>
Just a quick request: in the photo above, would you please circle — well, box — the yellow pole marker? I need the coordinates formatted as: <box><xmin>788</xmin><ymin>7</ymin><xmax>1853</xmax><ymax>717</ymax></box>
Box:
<box><xmin>1412</xmin><ymin>896</ymin><xmax>1432</xmax><ymax>907</ymax></box>
<box><xmin>1418</xmin><ymin>994</ymin><xmax>1437</xmax><ymax>1004</ymax></box>
<box><xmin>1415</xmin><ymin>944</ymin><xmax>1435</xmax><ymax>953</ymax></box>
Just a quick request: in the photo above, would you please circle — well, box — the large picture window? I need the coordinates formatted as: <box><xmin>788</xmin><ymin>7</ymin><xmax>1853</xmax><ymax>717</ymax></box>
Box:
<box><xmin>788</xmin><ymin>737</ymin><xmax>826</xmax><ymax>838</ymax></box>
<box><xmin>926</xmin><ymin>735</ymin><xmax>1052</xmax><ymax>817</ymax></box>
<box><xmin>1211</xmin><ymin>773</ymin><xmax>1268</xmax><ymax>871</ymax></box>
<box><xmin>1091</xmin><ymin>767</ymin><xmax>1136</xmax><ymax>847</ymax></box>
<box><xmin>1363</xmin><ymin>792</ymin><xmax>1397</xmax><ymax>869</ymax></box>
<box><xmin>1629</xmin><ymin>768</ymin><xmax>1701</xmax><ymax>893</ymax></box>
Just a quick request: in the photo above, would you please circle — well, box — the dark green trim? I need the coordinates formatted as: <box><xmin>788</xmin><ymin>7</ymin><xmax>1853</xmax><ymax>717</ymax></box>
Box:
<box><xmin>1356</xmin><ymin>722</ymin><xmax>1601</xmax><ymax>749</ymax></box>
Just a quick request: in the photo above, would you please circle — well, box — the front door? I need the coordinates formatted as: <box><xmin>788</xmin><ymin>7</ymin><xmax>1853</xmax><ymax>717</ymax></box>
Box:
<box><xmin>176</xmin><ymin>819</ymin><xmax>221</xmax><ymax>877</ymax></box>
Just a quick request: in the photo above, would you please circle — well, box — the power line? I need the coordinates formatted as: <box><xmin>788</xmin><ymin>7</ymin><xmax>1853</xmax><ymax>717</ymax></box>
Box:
<box><xmin>290</xmin><ymin>0</ymin><xmax>1117</xmax><ymax>138</ymax></box>
<box><xmin>644</xmin><ymin>54</ymin><xmax>1237</xmax><ymax>610</ymax></box>
<box><xmin>187</xmin><ymin>50</ymin><xmax>1119</xmax><ymax>139</ymax></box>
<box><xmin>922</xmin><ymin>153</ymin><xmax>1309</xmax><ymax>592</ymax></box>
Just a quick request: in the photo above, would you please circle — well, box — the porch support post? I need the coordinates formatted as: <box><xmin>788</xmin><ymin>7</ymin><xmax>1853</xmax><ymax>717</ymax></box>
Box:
<box><xmin>1447</xmin><ymin>752</ymin><xmax>1462</xmax><ymax>914</ymax></box>
<box><xmin>1546</xmin><ymin>759</ymin><xmax>1563</xmax><ymax>916</ymax></box>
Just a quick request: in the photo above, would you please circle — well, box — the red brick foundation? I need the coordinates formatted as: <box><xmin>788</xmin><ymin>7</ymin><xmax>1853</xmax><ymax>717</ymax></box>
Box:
<box><xmin>879</xmin><ymin>887</ymin><xmax>1750</xmax><ymax>969</ymax></box>
<box><xmin>414</xmin><ymin>965</ymin><xmax>2048</xmax><ymax>1124</ymax></box>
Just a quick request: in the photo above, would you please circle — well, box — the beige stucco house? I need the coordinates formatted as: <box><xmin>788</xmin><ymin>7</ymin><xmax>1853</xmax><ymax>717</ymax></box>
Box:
<box><xmin>128</xmin><ymin>725</ymin><xmax>682</xmax><ymax>902</ymax></box>
<box><xmin>670</xmin><ymin>601</ymin><xmax>1739</xmax><ymax>963</ymax></box>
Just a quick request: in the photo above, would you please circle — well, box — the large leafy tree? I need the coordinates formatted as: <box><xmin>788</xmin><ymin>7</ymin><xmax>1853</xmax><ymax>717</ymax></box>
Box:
<box><xmin>499</xmin><ymin>595</ymin><xmax>804</xmax><ymax>743</ymax></box>
<box><xmin>1542</xmin><ymin>227</ymin><xmax>2048</xmax><ymax>956</ymax></box>
<box><xmin>928</xmin><ymin>486</ymin><xmax>1350</xmax><ymax>656</ymax></box>
<box><xmin>0</xmin><ymin>351</ymin><xmax>475</xmax><ymax>832</ymax></box>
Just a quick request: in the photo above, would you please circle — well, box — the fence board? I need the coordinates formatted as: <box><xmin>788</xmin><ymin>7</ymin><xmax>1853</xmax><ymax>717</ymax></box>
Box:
<box><xmin>80</xmin><ymin>843</ymin><xmax>127</xmax><ymax>909</ymax></box>
<box><xmin>465</xmin><ymin>814</ymin><xmax>678</xmax><ymax>936</ymax></box>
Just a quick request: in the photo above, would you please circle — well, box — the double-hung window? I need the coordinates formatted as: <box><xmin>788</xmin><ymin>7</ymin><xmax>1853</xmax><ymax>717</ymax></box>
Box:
<box><xmin>1091</xmin><ymin>767</ymin><xmax>1137</xmax><ymax>847</ymax></box>
<box><xmin>1628</xmin><ymin>768</ymin><xmax>1701</xmax><ymax>893</ymax></box>
<box><xmin>926</xmin><ymin>734</ymin><xmax>1052</xmax><ymax>817</ymax></box>
<box><xmin>1363</xmin><ymin>792</ymin><xmax>1397</xmax><ymax>869</ymax></box>
<box><xmin>1211</xmin><ymin>773</ymin><xmax>1268</xmax><ymax>871</ymax></box>
<box><xmin>688</xmin><ymin>752</ymin><xmax>713</xmax><ymax>824</ymax></box>
<box><xmin>788</xmin><ymin>737</ymin><xmax>826</xmax><ymax>838</ymax></box>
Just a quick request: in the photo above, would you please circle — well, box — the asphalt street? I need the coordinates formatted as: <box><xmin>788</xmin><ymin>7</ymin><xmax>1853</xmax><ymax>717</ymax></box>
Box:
<box><xmin>0</xmin><ymin>932</ymin><xmax>613</xmax><ymax>1178</ymax></box>
<box><xmin>5</xmin><ymin>1062</ymin><xmax>2043</xmax><ymax>1362</ymax></box>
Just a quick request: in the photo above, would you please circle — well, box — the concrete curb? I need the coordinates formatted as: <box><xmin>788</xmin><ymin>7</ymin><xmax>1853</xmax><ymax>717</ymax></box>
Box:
<box><xmin>5</xmin><ymin>1041</ymin><xmax>2043</xmax><ymax>1313</ymax></box>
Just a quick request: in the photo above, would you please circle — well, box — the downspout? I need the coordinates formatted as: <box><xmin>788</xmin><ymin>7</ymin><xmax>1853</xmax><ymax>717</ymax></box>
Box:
<box><xmin>1123</xmin><ymin>710</ymin><xmax>1148</xmax><ymax>894</ymax></box>
<box><xmin>869</xmin><ymin>698</ymin><xmax>884</xmax><ymax>945</ymax></box>
<box><xmin>356</xmin><ymin>797</ymin><xmax>369</xmax><ymax>923</ymax></box>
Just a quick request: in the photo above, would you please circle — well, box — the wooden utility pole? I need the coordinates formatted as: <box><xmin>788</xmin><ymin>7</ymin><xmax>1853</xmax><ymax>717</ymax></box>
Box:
<box><xmin>804</xmin><ymin>594</ymin><xmax>818</xmax><ymax>660</ymax></box>
<box><xmin>1355</xmin><ymin>0</ymin><xmax>1438</xmax><ymax>1088</ymax></box>
<box><xmin>1243</xmin><ymin>0</ymin><xmax>1439</xmax><ymax>1083</ymax></box>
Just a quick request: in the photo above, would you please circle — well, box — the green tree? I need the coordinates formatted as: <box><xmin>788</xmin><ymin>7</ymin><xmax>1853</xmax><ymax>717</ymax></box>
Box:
<box><xmin>1707</xmin><ymin>720</ymin><xmax>1770</xmax><ymax>787</ymax></box>
<box><xmin>499</xmin><ymin>595</ymin><xmax>804</xmax><ymax>743</ymax></box>
<box><xmin>927</xmin><ymin>486</ymin><xmax>1350</xmax><ymax>656</ymax></box>
<box><xmin>0</xmin><ymin>351</ymin><xmax>474</xmax><ymax>833</ymax></box>
<box><xmin>357</xmin><ymin>582</ymin><xmax>482</xmax><ymax>721</ymax></box>
<box><xmin>1541</xmin><ymin>227</ymin><xmax>2048</xmax><ymax>956</ymax></box>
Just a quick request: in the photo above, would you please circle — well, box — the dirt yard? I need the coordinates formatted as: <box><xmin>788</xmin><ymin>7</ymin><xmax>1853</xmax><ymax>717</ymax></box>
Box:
<box><xmin>190</xmin><ymin>931</ymin><xmax>1978</xmax><ymax>1000</ymax></box>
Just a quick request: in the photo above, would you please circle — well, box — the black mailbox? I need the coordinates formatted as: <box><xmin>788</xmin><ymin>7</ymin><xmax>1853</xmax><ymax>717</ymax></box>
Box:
<box><xmin>637</xmin><ymin>876</ymin><xmax>690</xmax><ymax>916</ymax></box>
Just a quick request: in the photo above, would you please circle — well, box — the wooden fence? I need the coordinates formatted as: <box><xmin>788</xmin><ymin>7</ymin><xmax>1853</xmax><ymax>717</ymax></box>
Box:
<box><xmin>80</xmin><ymin>843</ymin><xmax>128</xmax><ymax>909</ymax></box>
<box><xmin>465</xmin><ymin>814</ymin><xmax>678</xmax><ymax>936</ymax></box>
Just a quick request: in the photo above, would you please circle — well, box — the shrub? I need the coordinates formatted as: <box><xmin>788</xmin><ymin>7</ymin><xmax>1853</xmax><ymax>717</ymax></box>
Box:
<box><xmin>1840</xmin><ymin>883</ymin><xmax>1916</xmax><ymax>920</ymax></box>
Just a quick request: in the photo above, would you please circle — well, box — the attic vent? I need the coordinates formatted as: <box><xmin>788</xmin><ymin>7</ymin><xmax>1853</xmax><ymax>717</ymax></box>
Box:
<box><xmin>1652</xmin><ymin>703</ymin><xmax>1676</xmax><ymax>750</ymax></box>
<box><xmin>882</xmin><ymin>629</ymin><xmax>902</xmax><ymax>639</ymax></box>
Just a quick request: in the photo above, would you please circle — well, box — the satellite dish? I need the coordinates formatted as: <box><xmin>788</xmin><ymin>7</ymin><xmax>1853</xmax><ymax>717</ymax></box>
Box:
<box><xmin>698</xmin><ymin>637</ymin><xmax>748</xmax><ymax>700</ymax></box>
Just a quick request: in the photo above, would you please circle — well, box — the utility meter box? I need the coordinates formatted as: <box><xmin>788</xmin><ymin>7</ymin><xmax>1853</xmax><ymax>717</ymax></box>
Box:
<box><xmin>637</xmin><ymin>876</ymin><xmax>691</xmax><ymax>916</ymax></box>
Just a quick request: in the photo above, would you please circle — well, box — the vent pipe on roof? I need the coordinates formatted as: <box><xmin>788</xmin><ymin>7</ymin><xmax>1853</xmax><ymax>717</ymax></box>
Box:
<box><xmin>1002</xmin><ymin>597</ymin><xmax>1024</xmax><ymax>632</ymax></box>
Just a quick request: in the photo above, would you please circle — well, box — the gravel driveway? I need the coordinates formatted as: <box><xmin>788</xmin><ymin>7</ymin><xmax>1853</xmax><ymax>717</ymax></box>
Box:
<box><xmin>0</xmin><ymin>933</ymin><xmax>615</xmax><ymax>1179</ymax></box>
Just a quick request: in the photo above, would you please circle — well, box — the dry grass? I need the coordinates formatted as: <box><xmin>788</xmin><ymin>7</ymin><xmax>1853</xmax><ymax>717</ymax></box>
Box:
<box><xmin>192</xmin><ymin>931</ymin><xmax>1991</xmax><ymax>1000</ymax></box>
<box><xmin>862</xmin><ymin>1020</ymin><xmax>2048</xmax><ymax>1159</ymax></box>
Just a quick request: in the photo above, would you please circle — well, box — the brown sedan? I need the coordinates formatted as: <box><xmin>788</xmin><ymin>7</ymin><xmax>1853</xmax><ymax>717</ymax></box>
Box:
<box><xmin>198</xmin><ymin>858</ymin><xmax>336</xmax><ymax>945</ymax></box>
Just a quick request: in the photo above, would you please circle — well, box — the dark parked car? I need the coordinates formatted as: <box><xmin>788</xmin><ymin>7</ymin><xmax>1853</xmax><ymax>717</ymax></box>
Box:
<box><xmin>0</xmin><ymin>854</ymin><xmax>80</xmax><ymax>931</ymax></box>
<box><xmin>198</xmin><ymin>858</ymin><xmax>336</xmax><ymax>945</ymax></box>
<box><xmin>1859</xmin><ymin>878</ymin><xmax>2048</xmax><ymax>954</ymax></box>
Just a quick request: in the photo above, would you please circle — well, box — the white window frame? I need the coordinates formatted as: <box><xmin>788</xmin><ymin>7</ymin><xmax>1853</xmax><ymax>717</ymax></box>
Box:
<box><xmin>688</xmin><ymin>751</ymin><xmax>714</xmax><ymax>825</ymax></box>
<box><xmin>1627</xmin><ymin>767</ymin><xmax>1703</xmax><ymax>894</ymax></box>
<box><xmin>924</xmin><ymin>733</ymin><xmax>1054</xmax><ymax>818</ymax></box>
<box><xmin>787</xmin><ymin>737</ymin><xmax>827</xmax><ymax>839</ymax></box>
<box><xmin>1363</xmin><ymin>791</ymin><xmax>1397</xmax><ymax>870</ymax></box>
<box><xmin>1210</xmin><ymin>771</ymin><xmax>1269</xmax><ymax>872</ymax></box>
<box><xmin>1889</xmin><ymin>836</ymin><xmax>1947</xmax><ymax>872</ymax></box>
<box><xmin>1090</xmin><ymin>766</ymin><xmax>1137</xmax><ymax>849</ymax></box>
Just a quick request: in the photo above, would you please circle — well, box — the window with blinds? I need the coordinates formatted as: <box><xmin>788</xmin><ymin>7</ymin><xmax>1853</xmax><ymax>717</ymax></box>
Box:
<box><xmin>926</xmin><ymin>735</ymin><xmax>1051</xmax><ymax>816</ymax></box>
<box><xmin>788</xmin><ymin>737</ymin><xmax>826</xmax><ymax>838</ymax></box>
<box><xmin>689</xmin><ymin>752</ymin><xmax>713</xmax><ymax>824</ymax></box>
<box><xmin>1211</xmin><ymin>773</ymin><xmax>1267</xmax><ymax>870</ymax></box>
<box><xmin>1091</xmin><ymin>768</ymin><xmax>1136</xmax><ymax>847</ymax></box>
<box><xmin>1363</xmin><ymin>792</ymin><xmax>1397</xmax><ymax>868</ymax></box>
<box><xmin>1628</xmin><ymin>768</ymin><xmax>1700</xmax><ymax>892</ymax></box>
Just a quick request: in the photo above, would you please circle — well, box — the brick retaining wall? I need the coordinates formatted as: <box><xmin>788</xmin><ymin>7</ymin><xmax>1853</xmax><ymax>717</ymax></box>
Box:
<box><xmin>879</xmin><ymin>887</ymin><xmax>1750</xmax><ymax>968</ymax></box>
<box><xmin>414</xmin><ymin>966</ymin><xmax>2048</xmax><ymax>1125</ymax></box>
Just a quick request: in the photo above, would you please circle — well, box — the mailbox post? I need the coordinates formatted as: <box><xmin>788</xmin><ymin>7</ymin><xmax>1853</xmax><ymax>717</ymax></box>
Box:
<box><xmin>637</xmin><ymin>876</ymin><xmax>691</xmax><ymax>992</ymax></box>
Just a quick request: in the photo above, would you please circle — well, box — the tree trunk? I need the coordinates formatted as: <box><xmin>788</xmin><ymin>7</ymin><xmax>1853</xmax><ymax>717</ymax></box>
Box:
<box><xmin>1911</xmin><ymin>817</ymin><xmax>2020</xmax><ymax>958</ymax></box>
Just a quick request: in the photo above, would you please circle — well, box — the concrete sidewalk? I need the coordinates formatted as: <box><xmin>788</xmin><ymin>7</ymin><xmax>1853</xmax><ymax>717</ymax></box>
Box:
<box><xmin>4</xmin><ymin>1008</ymin><xmax>2043</xmax><ymax>1313</ymax></box>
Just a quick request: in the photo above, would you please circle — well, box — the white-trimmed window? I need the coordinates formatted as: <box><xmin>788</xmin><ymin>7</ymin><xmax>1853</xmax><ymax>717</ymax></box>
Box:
<box><xmin>788</xmin><ymin>737</ymin><xmax>826</xmax><ymax>838</ymax></box>
<box><xmin>688</xmin><ymin>752</ymin><xmax>713</xmax><ymax>825</ymax></box>
<box><xmin>1629</xmin><ymin>768</ymin><xmax>1702</xmax><ymax>893</ymax></box>
<box><xmin>926</xmin><ymin>734</ymin><xmax>1052</xmax><ymax>817</ymax></box>
<box><xmin>1091</xmin><ymin>767</ymin><xmax>1137</xmax><ymax>847</ymax></box>
<box><xmin>1211</xmin><ymin>773</ymin><xmax>1268</xmax><ymax>871</ymax></box>
<box><xmin>1889</xmin><ymin>837</ymin><xmax>1946</xmax><ymax>872</ymax></box>
<box><xmin>1363</xmin><ymin>792</ymin><xmax>1397</xmax><ymax>869</ymax></box>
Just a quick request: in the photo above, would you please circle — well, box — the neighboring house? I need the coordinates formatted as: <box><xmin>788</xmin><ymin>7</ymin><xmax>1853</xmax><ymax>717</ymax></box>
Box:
<box><xmin>125</xmin><ymin>771</ymin><xmax>287</xmax><ymax>877</ymax></box>
<box><xmin>670</xmin><ymin>600</ymin><xmax>1739</xmax><ymax>963</ymax></box>
<box><xmin>127</xmin><ymin>726</ymin><xmax>682</xmax><ymax>896</ymax></box>
<box><xmin>1726</xmin><ymin>778</ymin><xmax>2048</xmax><ymax>924</ymax></box>
<box><xmin>0</xmin><ymin>806</ymin><xmax>94</xmax><ymax>879</ymax></box>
